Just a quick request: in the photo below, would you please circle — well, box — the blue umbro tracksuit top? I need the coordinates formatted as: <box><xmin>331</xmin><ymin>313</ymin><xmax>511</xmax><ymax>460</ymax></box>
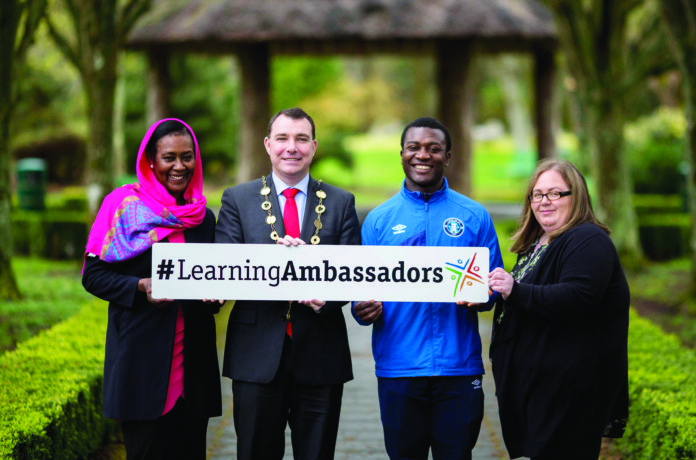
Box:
<box><xmin>353</xmin><ymin>178</ymin><xmax>504</xmax><ymax>378</ymax></box>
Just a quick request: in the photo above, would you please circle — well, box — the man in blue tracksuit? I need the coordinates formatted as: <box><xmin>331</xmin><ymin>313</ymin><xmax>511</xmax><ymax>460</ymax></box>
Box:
<box><xmin>352</xmin><ymin>117</ymin><xmax>504</xmax><ymax>460</ymax></box>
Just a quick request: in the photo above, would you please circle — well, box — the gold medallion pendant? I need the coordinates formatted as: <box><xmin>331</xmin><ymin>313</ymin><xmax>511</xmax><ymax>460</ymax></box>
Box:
<box><xmin>260</xmin><ymin>177</ymin><xmax>326</xmax><ymax>245</ymax></box>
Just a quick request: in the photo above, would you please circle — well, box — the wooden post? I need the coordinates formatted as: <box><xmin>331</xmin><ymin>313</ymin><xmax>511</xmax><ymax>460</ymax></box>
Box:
<box><xmin>236</xmin><ymin>43</ymin><xmax>271</xmax><ymax>185</ymax></box>
<box><xmin>534</xmin><ymin>45</ymin><xmax>557</xmax><ymax>160</ymax></box>
<box><xmin>436</xmin><ymin>40</ymin><xmax>473</xmax><ymax>196</ymax></box>
<box><xmin>146</xmin><ymin>47</ymin><xmax>171</xmax><ymax>125</ymax></box>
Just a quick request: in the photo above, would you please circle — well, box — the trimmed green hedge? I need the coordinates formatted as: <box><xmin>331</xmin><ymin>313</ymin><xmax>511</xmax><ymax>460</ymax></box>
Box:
<box><xmin>0</xmin><ymin>300</ymin><xmax>115</xmax><ymax>459</ymax></box>
<box><xmin>1</xmin><ymin>300</ymin><xmax>695</xmax><ymax>458</ymax></box>
<box><xmin>615</xmin><ymin>311</ymin><xmax>696</xmax><ymax>459</ymax></box>
<box><xmin>633</xmin><ymin>194</ymin><xmax>683</xmax><ymax>216</ymax></box>
<box><xmin>638</xmin><ymin>213</ymin><xmax>691</xmax><ymax>261</ymax></box>
<box><xmin>11</xmin><ymin>211</ymin><xmax>87</xmax><ymax>260</ymax></box>
<box><xmin>0</xmin><ymin>258</ymin><xmax>91</xmax><ymax>355</ymax></box>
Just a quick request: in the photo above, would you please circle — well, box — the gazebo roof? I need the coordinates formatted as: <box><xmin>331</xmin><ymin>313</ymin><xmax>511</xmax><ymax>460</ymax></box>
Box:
<box><xmin>127</xmin><ymin>0</ymin><xmax>557</xmax><ymax>53</ymax></box>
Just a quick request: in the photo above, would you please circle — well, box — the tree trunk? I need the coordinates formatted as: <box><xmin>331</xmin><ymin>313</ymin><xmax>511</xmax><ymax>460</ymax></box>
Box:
<box><xmin>113</xmin><ymin>57</ymin><xmax>126</xmax><ymax>178</ymax></box>
<box><xmin>686</xmin><ymin>92</ymin><xmax>696</xmax><ymax>291</ymax></box>
<box><xmin>46</xmin><ymin>0</ymin><xmax>150</xmax><ymax>222</ymax></box>
<box><xmin>534</xmin><ymin>46</ymin><xmax>557</xmax><ymax>160</ymax></box>
<box><xmin>547</xmin><ymin>0</ymin><xmax>644</xmax><ymax>266</ymax></box>
<box><xmin>237</xmin><ymin>44</ymin><xmax>271</xmax><ymax>185</ymax></box>
<box><xmin>660</xmin><ymin>0</ymin><xmax>696</xmax><ymax>290</ymax></box>
<box><xmin>686</xmin><ymin>88</ymin><xmax>696</xmax><ymax>291</ymax></box>
<box><xmin>0</xmin><ymin>0</ymin><xmax>44</xmax><ymax>300</ymax></box>
<box><xmin>436</xmin><ymin>40</ymin><xmax>473</xmax><ymax>196</ymax></box>
<box><xmin>85</xmin><ymin>71</ymin><xmax>117</xmax><ymax>221</ymax></box>
<box><xmin>146</xmin><ymin>47</ymin><xmax>171</xmax><ymax>125</ymax></box>
<box><xmin>587</xmin><ymin>94</ymin><xmax>642</xmax><ymax>264</ymax></box>
<box><xmin>500</xmin><ymin>56</ymin><xmax>533</xmax><ymax>154</ymax></box>
<box><xmin>0</xmin><ymin>106</ymin><xmax>22</xmax><ymax>300</ymax></box>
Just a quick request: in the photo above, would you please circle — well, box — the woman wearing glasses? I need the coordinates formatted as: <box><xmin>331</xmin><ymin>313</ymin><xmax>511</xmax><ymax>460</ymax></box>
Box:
<box><xmin>488</xmin><ymin>159</ymin><xmax>630</xmax><ymax>460</ymax></box>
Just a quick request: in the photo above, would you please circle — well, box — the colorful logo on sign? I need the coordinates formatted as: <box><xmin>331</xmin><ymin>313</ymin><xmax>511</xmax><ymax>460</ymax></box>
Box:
<box><xmin>445</xmin><ymin>252</ymin><xmax>484</xmax><ymax>297</ymax></box>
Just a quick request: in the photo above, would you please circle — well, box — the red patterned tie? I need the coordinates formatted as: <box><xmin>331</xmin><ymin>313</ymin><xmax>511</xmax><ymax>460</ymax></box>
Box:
<box><xmin>282</xmin><ymin>188</ymin><xmax>300</xmax><ymax>336</ymax></box>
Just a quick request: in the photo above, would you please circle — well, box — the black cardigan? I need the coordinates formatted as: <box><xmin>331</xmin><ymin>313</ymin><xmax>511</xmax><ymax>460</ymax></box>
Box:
<box><xmin>490</xmin><ymin>223</ymin><xmax>630</xmax><ymax>457</ymax></box>
<box><xmin>82</xmin><ymin>208</ymin><xmax>222</xmax><ymax>420</ymax></box>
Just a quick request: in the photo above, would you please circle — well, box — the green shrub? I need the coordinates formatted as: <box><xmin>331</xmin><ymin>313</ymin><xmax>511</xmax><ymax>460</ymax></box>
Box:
<box><xmin>0</xmin><ymin>258</ymin><xmax>90</xmax><ymax>354</ymax></box>
<box><xmin>615</xmin><ymin>311</ymin><xmax>696</xmax><ymax>459</ymax></box>
<box><xmin>42</xmin><ymin>187</ymin><xmax>87</xmax><ymax>212</ymax></box>
<box><xmin>638</xmin><ymin>213</ymin><xmax>691</xmax><ymax>261</ymax></box>
<box><xmin>494</xmin><ymin>219</ymin><xmax>521</xmax><ymax>271</ymax></box>
<box><xmin>12</xmin><ymin>135</ymin><xmax>86</xmax><ymax>186</ymax></box>
<box><xmin>626</xmin><ymin>108</ymin><xmax>687</xmax><ymax>195</ymax></box>
<box><xmin>0</xmin><ymin>300</ymin><xmax>115</xmax><ymax>459</ymax></box>
<box><xmin>633</xmin><ymin>194</ymin><xmax>683</xmax><ymax>216</ymax></box>
<box><xmin>11</xmin><ymin>211</ymin><xmax>87</xmax><ymax>260</ymax></box>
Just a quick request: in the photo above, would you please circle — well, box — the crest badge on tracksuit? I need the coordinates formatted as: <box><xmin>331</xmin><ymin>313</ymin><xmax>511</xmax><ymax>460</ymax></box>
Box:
<box><xmin>443</xmin><ymin>218</ymin><xmax>464</xmax><ymax>237</ymax></box>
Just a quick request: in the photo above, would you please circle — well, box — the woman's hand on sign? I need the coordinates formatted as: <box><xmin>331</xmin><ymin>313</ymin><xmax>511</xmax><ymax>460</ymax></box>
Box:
<box><xmin>353</xmin><ymin>300</ymin><xmax>383</xmax><ymax>323</ymax></box>
<box><xmin>488</xmin><ymin>267</ymin><xmax>514</xmax><ymax>300</ymax></box>
<box><xmin>300</xmin><ymin>299</ymin><xmax>326</xmax><ymax>312</ymax></box>
<box><xmin>138</xmin><ymin>278</ymin><xmax>174</xmax><ymax>307</ymax></box>
<box><xmin>276</xmin><ymin>235</ymin><xmax>305</xmax><ymax>246</ymax></box>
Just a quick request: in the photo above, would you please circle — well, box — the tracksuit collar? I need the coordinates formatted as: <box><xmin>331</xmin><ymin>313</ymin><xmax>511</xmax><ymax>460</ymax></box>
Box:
<box><xmin>400</xmin><ymin>177</ymin><xmax>449</xmax><ymax>204</ymax></box>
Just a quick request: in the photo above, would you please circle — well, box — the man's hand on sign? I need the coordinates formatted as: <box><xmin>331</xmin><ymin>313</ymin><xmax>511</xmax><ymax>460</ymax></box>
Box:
<box><xmin>276</xmin><ymin>235</ymin><xmax>305</xmax><ymax>246</ymax></box>
<box><xmin>456</xmin><ymin>300</ymin><xmax>484</xmax><ymax>309</ymax></box>
<box><xmin>353</xmin><ymin>300</ymin><xmax>383</xmax><ymax>323</ymax></box>
<box><xmin>277</xmin><ymin>235</ymin><xmax>325</xmax><ymax>311</ymax></box>
<box><xmin>300</xmin><ymin>299</ymin><xmax>326</xmax><ymax>312</ymax></box>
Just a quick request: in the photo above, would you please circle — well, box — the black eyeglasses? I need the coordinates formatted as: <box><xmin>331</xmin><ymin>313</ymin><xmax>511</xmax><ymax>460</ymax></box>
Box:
<box><xmin>528</xmin><ymin>191</ymin><xmax>572</xmax><ymax>202</ymax></box>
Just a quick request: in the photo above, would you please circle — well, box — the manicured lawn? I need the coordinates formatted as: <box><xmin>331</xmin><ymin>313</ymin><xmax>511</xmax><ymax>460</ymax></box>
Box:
<box><xmin>310</xmin><ymin>133</ymin><xmax>405</xmax><ymax>206</ymax></box>
<box><xmin>627</xmin><ymin>258</ymin><xmax>696</xmax><ymax>349</ymax></box>
<box><xmin>0</xmin><ymin>258</ymin><xmax>91</xmax><ymax>354</ymax></box>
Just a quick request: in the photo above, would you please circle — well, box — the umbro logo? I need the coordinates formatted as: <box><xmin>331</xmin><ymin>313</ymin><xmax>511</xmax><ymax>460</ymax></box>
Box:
<box><xmin>392</xmin><ymin>224</ymin><xmax>406</xmax><ymax>234</ymax></box>
<box><xmin>472</xmin><ymin>379</ymin><xmax>482</xmax><ymax>389</ymax></box>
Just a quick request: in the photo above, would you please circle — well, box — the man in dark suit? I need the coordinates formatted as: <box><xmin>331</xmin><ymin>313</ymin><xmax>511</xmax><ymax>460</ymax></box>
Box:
<box><xmin>215</xmin><ymin>107</ymin><xmax>361</xmax><ymax>460</ymax></box>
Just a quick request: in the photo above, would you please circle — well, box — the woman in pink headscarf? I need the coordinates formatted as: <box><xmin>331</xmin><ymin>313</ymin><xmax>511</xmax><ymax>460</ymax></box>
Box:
<box><xmin>82</xmin><ymin>119</ymin><xmax>221</xmax><ymax>460</ymax></box>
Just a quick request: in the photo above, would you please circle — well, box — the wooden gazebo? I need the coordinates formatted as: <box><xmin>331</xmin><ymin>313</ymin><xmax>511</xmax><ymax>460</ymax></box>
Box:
<box><xmin>126</xmin><ymin>0</ymin><xmax>557</xmax><ymax>194</ymax></box>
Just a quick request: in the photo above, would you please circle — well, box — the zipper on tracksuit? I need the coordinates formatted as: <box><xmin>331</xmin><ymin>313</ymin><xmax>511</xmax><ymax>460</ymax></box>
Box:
<box><xmin>421</xmin><ymin>194</ymin><xmax>438</xmax><ymax>375</ymax></box>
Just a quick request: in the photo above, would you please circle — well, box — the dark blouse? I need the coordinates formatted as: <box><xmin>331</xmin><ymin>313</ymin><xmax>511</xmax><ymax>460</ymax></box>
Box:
<box><xmin>490</xmin><ymin>223</ymin><xmax>630</xmax><ymax>458</ymax></box>
<box><xmin>82</xmin><ymin>208</ymin><xmax>222</xmax><ymax>420</ymax></box>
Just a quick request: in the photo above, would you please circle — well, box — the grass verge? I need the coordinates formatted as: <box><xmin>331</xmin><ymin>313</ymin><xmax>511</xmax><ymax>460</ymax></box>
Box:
<box><xmin>0</xmin><ymin>258</ymin><xmax>90</xmax><ymax>354</ymax></box>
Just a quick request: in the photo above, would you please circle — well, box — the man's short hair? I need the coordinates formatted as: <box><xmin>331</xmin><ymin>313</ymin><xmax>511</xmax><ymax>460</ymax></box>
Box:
<box><xmin>267</xmin><ymin>107</ymin><xmax>316</xmax><ymax>139</ymax></box>
<box><xmin>400</xmin><ymin>117</ymin><xmax>452</xmax><ymax>153</ymax></box>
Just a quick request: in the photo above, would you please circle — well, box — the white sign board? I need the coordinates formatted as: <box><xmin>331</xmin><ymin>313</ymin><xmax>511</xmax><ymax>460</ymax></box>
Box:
<box><xmin>151</xmin><ymin>243</ymin><xmax>490</xmax><ymax>303</ymax></box>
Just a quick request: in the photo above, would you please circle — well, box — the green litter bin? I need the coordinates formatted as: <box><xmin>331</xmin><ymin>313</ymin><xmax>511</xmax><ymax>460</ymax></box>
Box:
<box><xmin>17</xmin><ymin>158</ymin><xmax>47</xmax><ymax>211</ymax></box>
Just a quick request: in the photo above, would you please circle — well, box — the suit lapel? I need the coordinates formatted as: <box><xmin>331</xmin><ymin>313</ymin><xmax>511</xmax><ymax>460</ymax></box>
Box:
<box><xmin>302</xmin><ymin>176</ymin><xmax>318</xmax><ymax>242</ymax></box>
<box><xmin>265</xmin><ymin>175</ymin><xmax>286</xmax><ymax>240</ymax></box>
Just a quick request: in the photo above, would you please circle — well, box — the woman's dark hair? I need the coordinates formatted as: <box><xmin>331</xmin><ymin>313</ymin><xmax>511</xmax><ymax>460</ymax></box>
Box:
<box><xmin>144</xmin><ymin>120</ymin><xmax>193</xmax><ymax>164</ymax></box>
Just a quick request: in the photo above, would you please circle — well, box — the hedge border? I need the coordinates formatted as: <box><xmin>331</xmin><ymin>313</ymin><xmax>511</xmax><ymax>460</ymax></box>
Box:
<box><xmin>0</xmin><ymin>300</ymin><xmax>115</xmax><ymax>459</ymax></box>
<box><xmin>11</xmin><ymin>211</ymin><xmax>87</xmax><ymax>260</ymax></box>
<box><xmin>615</xmin><ymin>310</ymin><xmax>696</xmax><ymax>459</ymax></box>
<box><xmin>1</xmin><ymin>303</ymin><xmax>695</xmax><ymax>458</ymax></box>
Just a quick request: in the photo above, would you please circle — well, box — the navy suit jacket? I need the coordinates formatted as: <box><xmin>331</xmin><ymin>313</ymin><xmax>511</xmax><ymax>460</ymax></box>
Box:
<box><xmin>82</xmin><ymin>209</ymin><xmax>222</xmax><ymax>420</ymax></box>
<box><xmin>215</xmin><ymin>175</ymin><xmax>360</xmax><ymax>385</ymax></box>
